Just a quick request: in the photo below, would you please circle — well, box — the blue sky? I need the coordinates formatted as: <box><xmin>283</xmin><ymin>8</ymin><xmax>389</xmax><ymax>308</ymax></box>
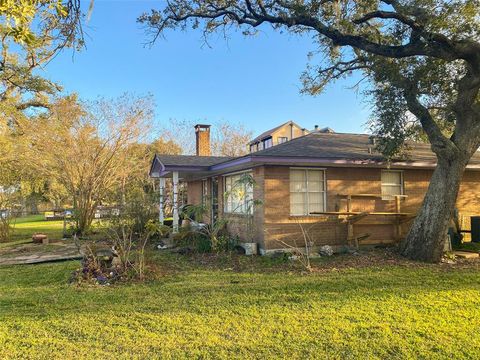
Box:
<box><xmin>43</xmin><ymin>0</ymin><xmax>371</xmax><ymax>137</ymax></box>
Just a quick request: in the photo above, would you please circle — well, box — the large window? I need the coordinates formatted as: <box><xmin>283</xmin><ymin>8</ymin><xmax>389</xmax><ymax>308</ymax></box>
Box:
<box><xmin>381</xmin><ymin>170</ymin><xmax>404</xmax><ymax>200</ymax></box>
<box><xmin>290</xmin><ymin>169</ymin><xmax>326</xmax><ymax>216</ymax></box>
<box><xmin>224</xmin><ymin>172</ymin><xmax>254</xmax><ymax>214</ymax></box>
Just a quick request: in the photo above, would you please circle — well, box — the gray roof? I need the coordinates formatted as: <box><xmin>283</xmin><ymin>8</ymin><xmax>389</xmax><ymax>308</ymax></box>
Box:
<box><xmin>155</xmin><ymin>154</ymin><xmax>232</xmax><ymax>167</ymax></box>
<box><xmin>151</xmin><ymin>132</ymin><xmax>480</xmax><ymax>179</ymax></box>
<box><xmin>248</xmin><ymin>132</ymin><xmax>480</xmax><ymax>165</ymax></box>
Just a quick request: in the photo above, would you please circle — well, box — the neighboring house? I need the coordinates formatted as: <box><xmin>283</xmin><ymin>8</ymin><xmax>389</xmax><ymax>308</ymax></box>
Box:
<box><xmin>150</xmin><ymin>124</ymin><xmax>480</xmax><ymax>254</ymax></box>
<box><xmin>248</xmin><ymin>120</ymin><xmax>308</xmax><ymax>153</ymax></box>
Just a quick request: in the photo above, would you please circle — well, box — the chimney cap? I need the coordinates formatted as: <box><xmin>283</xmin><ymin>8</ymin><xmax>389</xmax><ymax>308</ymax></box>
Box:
<box><xmin>195</xmin><ymin>124</ymin><xmax>211</xmax><ymax>129</ymax></box>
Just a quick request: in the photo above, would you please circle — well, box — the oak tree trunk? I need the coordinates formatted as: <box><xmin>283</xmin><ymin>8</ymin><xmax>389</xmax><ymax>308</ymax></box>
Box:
<box><xmin>401</xmin><ymin>155</ymin><xmax>468</xmax><ymax>262</ymax></box>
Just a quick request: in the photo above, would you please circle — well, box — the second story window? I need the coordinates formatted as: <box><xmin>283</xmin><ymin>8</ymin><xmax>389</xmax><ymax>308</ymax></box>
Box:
<box><xmin>278</xmin><ymin>137</ymin><xmax>288</xmax><ymax>144</ymax></box>
<box><xmin>262</xmin><ymin>137</ymin><xmax>273</xmax><ymax>149</ymax></box>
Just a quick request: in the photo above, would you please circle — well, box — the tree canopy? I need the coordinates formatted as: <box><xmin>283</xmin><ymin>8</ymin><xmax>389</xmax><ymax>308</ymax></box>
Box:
<box><xmin>1</xmin><ymin>0</ymin><xmax>83</xmax><ymax>116</ymax></box>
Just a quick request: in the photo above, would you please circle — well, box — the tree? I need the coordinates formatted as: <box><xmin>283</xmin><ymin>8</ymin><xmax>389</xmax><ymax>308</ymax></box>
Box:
<box><xmin>161</xmin><ymin>119</ymin><xmax>251</xmax><ymax>156</ymax></box>
<box><xmin>21</xmin><ymin>94</ymin><xmax>153</xmax><ymax>234</ymax></box>
<box><xmin>211</xmin><ymin>121</ymin><xmax>251</xmax><ymax>157</ymax></box>
<box><xmin>139</xmin><ymin>1</ymin><xmax>480</xmax><ymax>262</ymax></box>
<box><xmin>1</xmin><ymin>0</ymin><xmax>83</xmax><ymax>114</ymax></box>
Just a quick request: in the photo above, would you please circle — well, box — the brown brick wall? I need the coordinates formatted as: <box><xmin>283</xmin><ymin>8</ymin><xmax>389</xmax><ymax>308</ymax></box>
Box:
<box><xmin>186</xmin><ymin>165</ymin><xmax>480</xmax><ymax>251</ymax></box>
<box><xmin>187</xmin><ymin>180</ymin><xmax>203</xmax><ymax>206</ymax></box>
<box><xmin>262</xmin><ymin>166</ymin><xmax>480</xmax><ymax>251</ymax></box>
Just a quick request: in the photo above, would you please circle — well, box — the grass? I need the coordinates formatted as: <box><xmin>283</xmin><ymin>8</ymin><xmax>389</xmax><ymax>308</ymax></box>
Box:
<box><xmin>1</xmin><ymin>218</ymin><xmax>480</xmax><ymax>359</ymax></box>
<box><xmin>5</xmin><ymin>215</ymin><xmax>104</xmax><ymax>244</ymax></box>
<box><xmin>0</xmin><ymin>252</ymin><xmax>480</xmax><ymax>359</ymax></box>
<box><xmin>9</xmin><ymin>215</ymin><xmax>65</xmax><ymax>242</ymax></box>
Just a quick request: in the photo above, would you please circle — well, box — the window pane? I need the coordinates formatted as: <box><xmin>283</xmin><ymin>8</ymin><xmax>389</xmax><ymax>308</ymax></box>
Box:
<box><xmin>290</xmin><ymin>170</ymin><xmax>305</xmax><ymax>182</ymax></box>
<box><xmin>308</xmin><ymin>192</ymin><xmax>324</xmax><ymax>213</ymax></box>
<box><xmin>290</xmin><ymin>181</ymin><xmax>306</xmax><ymax>192</ymax></box>
<box><xmin>307</xmin><ymin>170</ymin><xmax>323</xmax><ymax>182</ymax></box>
<box><xmin>308</xmin><ymin>180</ymin><xmax>324</xmax><ymax>192</ymax></box>
<box><xmin>382</xmin><ymin>185</ymin><xmax>402</xmax><ymax>196</ymax></box>
<box><xmin>382</xmin><ymin>171</ymin><xmax>401</xmax><ymax>185</ymax></box>
<box><xmin>381</xmin><ymin>171</ymin><xmax>403</xmax><ymax>198</ymax></box>
<box><xmin>290</xmin><ymin>192</ymin><xmax>306</xmax><ymax>215</ymax></box>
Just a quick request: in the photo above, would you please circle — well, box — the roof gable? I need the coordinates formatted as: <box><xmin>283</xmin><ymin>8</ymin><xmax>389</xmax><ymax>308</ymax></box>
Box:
<box><xmin>249</xmin><ymin>120</ymin><xmax>305</xmax><ymax>145</ymax></box>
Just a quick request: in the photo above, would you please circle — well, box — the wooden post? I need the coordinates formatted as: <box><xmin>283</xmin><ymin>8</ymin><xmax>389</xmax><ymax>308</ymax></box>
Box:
<box><xmin>347</xmin><ymin>195</ymin><xmax>352</xmax><ymax>213</ymax></box>
<box><xmin>173</xmin><ymin>172</ymin><xmax>179</xmax><ymax>233</ymax></box>
<box><xmin>395</xmin><ymin>218</ymin><xmax>402</xmax><ymax>241</ymax></box>
<box><xmin>347</xmin><ymin>222</ymin><xmax>354</xmax><ymax>246</ymax></box>
<box><xmin>159</xmin><ymin>178</ymin><xmax>165</xmax><ymax>225</ymax></box>
<box><xmin>395</xmin><ymin>195</ymin><xmax>401</xmax><ymax>213</ymax></box>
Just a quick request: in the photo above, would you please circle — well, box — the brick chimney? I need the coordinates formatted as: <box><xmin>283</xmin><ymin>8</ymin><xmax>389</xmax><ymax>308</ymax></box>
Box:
<box><xmin>195</xmin><ymin>124</ymin><xmax>211</xmax><ymax>156</ymax></box>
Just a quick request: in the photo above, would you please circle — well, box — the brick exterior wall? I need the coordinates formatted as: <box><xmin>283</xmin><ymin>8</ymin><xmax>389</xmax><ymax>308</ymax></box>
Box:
<box><xmin>185</xmin><ymin>165</ymin><xmax>480</xmax><ymax>252</ymax></box>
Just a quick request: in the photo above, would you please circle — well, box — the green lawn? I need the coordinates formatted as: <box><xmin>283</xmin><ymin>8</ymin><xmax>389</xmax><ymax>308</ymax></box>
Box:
<box><xmin>9</xmin><ymin>215</ymin><xmax>65</xmax><ymax>242</ymax></box>
<box><xmin>0</xmin><ymin>253</ymin><xmax>480</xmax><ymax>359</ymax></box>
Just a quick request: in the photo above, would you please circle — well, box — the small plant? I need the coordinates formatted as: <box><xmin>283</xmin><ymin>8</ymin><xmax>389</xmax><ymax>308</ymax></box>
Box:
<box><xmin>0</xmin><ymin>184</ymin><xmax>21</xmax><ymax>243</ymax></box>
<box><xmin>275</xmin><ymin>219</ymin><xmax>317</xmax><ymax>272</ymax></box>
<box><xmin>442</xmin><ymin>251</ymin><xmax>457</xmax><ymax>264</ymax></box>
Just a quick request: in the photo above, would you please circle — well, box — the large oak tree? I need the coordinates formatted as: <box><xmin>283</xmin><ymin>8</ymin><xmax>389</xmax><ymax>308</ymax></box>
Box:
<box><xmin>139</xmin><ymin>0</ymin><xmax>480</xmax><ymax>262</ymax></box>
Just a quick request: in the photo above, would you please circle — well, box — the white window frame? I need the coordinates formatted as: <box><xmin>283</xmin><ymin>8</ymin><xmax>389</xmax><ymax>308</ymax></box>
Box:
<box><xmin>223</xmin><ymin>171</ymin><xmax>254</xmax><ymax>215</ymax></box>
<box><xmin>381</xmin><ymin>170</ymin><xmax>404</xmax><ymax>200</ymax></box>
<box><xmin>289</xmin><ymin>168</ymin><xmax>327</xmax><ymax>216</ymax></box>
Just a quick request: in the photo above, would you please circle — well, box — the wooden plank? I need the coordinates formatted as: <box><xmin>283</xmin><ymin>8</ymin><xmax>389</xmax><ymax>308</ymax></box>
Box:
<box><xmin>337</xmin><ymin>193</ymin><xmax>408</xmax><ymax>198</ymax></box>
<box><xmin>395</xmin><ymin>195</ymin><xmax>401</xmax><ymax>213</ymax></box>
<box><xmin>359</xmin><ymin>239</ymin><xmax>397</xmax><ymax>245</ymax></box>
<box><xmin>454</xmin><ymin>251</ymin><xmax>479</xmax><ymax>259</ymax></box>
<box><xmin>310</xmin><ymin>211</ymin><xmax>413</xmax><ymax>216</ymax></box>
<box><xmin>346</xmin><ymin>212</ymin><xmax>369</xmax><ymax>223</ymax></box>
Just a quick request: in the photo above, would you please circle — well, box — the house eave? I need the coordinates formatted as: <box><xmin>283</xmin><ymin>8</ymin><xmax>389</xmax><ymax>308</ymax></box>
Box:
<box><xmin>150</xmin><ymin>154</ymin><xmax>480</xmax><ymax>180</ymax></box>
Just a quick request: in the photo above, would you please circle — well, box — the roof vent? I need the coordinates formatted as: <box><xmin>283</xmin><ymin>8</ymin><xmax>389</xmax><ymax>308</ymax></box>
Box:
<box><xmin>319</xmin><ymin>127</ymin><xmax>335</xmax><ymax>133</ymax></box>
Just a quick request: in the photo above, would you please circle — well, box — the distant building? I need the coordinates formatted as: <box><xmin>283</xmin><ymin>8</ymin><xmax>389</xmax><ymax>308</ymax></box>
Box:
<box><xmin>248</xmin><ymin>121</ymin><xmax>308</xmax><ymax>153</ymax></box>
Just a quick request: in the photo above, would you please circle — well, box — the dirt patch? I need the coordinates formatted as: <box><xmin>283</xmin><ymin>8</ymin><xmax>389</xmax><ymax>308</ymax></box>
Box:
<box><xmin>159</xmin><ymin>248</ymin><xmax>480</xmax><ymax>274</ymax></box>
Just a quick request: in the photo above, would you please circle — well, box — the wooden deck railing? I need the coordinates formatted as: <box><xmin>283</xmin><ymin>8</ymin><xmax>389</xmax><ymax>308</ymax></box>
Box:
<box><xmin>310</xmin><ymin>193</ymin><xmax>416</xmax><ymax>248</ymax></box>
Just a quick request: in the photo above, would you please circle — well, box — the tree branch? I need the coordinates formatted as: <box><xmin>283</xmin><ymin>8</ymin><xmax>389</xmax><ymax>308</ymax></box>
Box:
<box><xmin>15</xmin><ymin>101</ymin><xmax>51</xmax><ymax>111</ymax></box>
<box><xmin>403</xmin><ymin>88</ymin><xmax>457</xmax><ymax>157</ymax></box>
<box><xmin>353</xmin><ymin>10</ymin><xmax>420</xmax><ymax>30</ymax></box>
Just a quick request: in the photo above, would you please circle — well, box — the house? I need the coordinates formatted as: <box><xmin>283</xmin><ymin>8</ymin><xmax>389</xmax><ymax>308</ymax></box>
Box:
<box><xmin>150</xmin><ymin>123</ymin><xmax>480</xmax><ymax>254</ymax></box>
<box><xmin>248</xmin><ymin>120</ymin><xmax>308</xmax><ymax>153</ymax></box>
